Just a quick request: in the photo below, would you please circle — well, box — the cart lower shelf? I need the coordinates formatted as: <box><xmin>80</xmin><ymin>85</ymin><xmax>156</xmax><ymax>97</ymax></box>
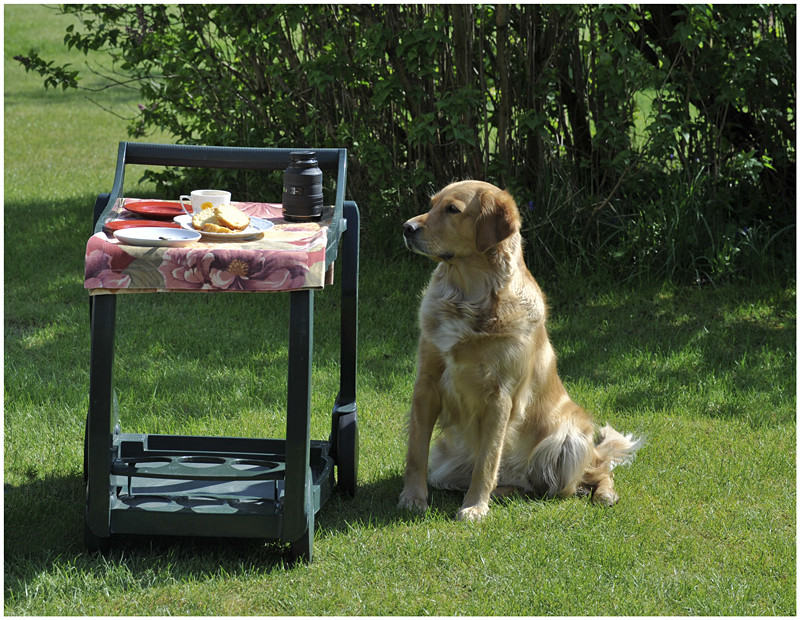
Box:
<box><xmin>98</xmin><ymin>432</ymin><xmax>334</xmax><ymax>541</ymax></box>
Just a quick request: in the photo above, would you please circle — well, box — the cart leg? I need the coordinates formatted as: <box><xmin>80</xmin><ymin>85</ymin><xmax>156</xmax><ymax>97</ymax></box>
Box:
<box><xmin>283</xmin><ymin>289</ymin><xmax>315</xmax><ymax>562</ymax></box>
<box><xmin>85</xmin><ymin>293</ymin><xmax>116</xmax><ymax>553</ymax></box>
<box><xmin>84</xmin><ymin>506</ymin><xmax>111</xmax><ymax>555</ymax></box>
<box><xmin>338</xmin><ymin>201</ymin><xmax>359</xmax><ymax>406</ymax></box>
<box><xmin>289</xmin><ymin>481</ymin><xmax>315</xmax><ymax>564</ymax></box>
<box><xmin>289</xmin><ymin>528</ymin><xmax>313</xmax><ymax>564</ymax></box>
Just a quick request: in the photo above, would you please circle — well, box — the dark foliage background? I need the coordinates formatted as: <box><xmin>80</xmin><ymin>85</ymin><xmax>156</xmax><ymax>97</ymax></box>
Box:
<box><xmin>17</xmin><ymin>4</ymin><xmax>795</xmax><ymax>283</ymax></box>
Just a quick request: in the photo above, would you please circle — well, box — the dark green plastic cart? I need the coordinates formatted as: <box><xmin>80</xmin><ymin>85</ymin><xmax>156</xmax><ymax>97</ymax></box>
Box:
<box><xmin>84</xmin><ymin>142</ymin><xmax>359</xmax><ymax>563</ymax></box>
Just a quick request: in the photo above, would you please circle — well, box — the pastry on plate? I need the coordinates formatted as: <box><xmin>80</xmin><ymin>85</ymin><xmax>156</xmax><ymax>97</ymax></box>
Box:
<box><xmin>202</xmin><ymin>222</ymin><xmax>234</xmax><ymax>233</ymax></box>
<box><xmin>191</xmin><ymin>207</ymin><xmax>218</xmax><ymax>231</ymax></box>
<box><xmin>191</xmin><ymin>204</ymin><xmax>250</xmax><ymax>233</ymax></box>
<box><xmin>215</xmin><ymin>204</ymin><xmax>250</xmax><ymax>230</ymax></box>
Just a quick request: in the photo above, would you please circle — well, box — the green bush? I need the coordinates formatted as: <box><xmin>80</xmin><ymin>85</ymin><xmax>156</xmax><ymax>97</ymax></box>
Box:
<box><xmin>16</xmin><ymin>4</ymin><xmax>795</xmax><ymax>282</ymax></box>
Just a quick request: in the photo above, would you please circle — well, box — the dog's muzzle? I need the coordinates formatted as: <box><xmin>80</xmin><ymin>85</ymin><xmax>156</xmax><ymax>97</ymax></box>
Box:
<box><xmin>402</xmin><ymin>220</ymin><xmax>453</xmax><ymax>261</ymax></box>
<box><xmin>402</xmin><ymin>220</ymin><xmax>420</xmax><ymax>251</ymax></box>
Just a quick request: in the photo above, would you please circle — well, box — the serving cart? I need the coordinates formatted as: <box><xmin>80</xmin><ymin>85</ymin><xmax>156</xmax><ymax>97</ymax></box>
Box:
<box><xmin>84</xmin><ymin>142</ymin><xmax>359</xmax><ymax>563</ymax></box>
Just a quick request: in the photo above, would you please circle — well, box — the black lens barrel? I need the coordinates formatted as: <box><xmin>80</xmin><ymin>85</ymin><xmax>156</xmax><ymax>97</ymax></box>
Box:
<box><xmin>282</xmin><ymin>151</ymin><xmax>323</xmax><ymax>222</ymax></box>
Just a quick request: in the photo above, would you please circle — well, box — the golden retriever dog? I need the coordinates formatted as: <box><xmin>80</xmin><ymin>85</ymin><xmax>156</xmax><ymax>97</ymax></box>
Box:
<box><xmin>399</xmin><ymin>180</ymin><xmax>642</xmax><ymax>521</ymax></box>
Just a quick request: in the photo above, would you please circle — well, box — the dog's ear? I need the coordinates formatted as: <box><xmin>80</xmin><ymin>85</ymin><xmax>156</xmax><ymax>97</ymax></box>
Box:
<box><xmin>475</xmin><ymin>188</ymin><xmax>521</xmax><ymax>252</ymax></box>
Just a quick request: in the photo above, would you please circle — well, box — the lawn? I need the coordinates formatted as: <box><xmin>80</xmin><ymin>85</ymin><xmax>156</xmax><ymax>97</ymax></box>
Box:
<box><xmin>4</xmin><ymin>5</ymin><xmax>796</xmax><ymax>616</ymax></box>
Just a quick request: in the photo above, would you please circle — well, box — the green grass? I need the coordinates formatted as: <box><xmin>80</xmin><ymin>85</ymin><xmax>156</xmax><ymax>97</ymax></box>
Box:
<box><xmin>4</xmin><ymin>5</ymin><xmax>796</xmax><ymax>615</ymax></box>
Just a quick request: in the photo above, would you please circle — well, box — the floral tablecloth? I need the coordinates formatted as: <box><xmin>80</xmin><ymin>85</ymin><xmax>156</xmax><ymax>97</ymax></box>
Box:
<box><xmin>85</xmin><ymin>199</ymin><xmax>338</xmax><ymax>294</ymax></box>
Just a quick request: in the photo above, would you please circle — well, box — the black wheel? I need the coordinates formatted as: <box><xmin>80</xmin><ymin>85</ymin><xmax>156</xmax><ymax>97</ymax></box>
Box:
<box><xmin>335</xmin><ymin>410</ymin><xmax>358</xmax><ymax>497</ymax></box>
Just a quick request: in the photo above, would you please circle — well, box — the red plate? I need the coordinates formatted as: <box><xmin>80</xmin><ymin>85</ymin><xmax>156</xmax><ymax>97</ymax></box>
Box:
<box><xmin>104</xmin><ymin>219</ymin><xmax>182</xmax><ymax>235</ymax></box>
<box><xmin>123</xmin><ymin>200</ymin><xmax>185</xmax><ymax>219</ymax></box>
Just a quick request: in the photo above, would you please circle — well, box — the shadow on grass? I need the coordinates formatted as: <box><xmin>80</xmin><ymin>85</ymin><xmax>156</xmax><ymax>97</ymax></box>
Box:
<box><xmin>2</xmin><ymin>469</ymin><xmax>450</xmax><ymax>587</ymax></box>
<box><xmin>543</xmin><ymin>281</ymin><xmax>795</xmax><ymax>428</ymax></box>
<box><xmin>3</xmin><ymin>476</ymin><xmax>295</xmax><ymax>593</ymax></box>
<box><xmin>4</xmin><ymin>196</ymin><xmax>91</xmax><ymax>309</ymax></box>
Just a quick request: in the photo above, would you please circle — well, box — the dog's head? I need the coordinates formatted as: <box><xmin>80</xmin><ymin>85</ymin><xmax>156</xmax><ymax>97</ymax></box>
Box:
<box><xmin>403</xmin><ymin>180</ymin><xmax>521</xmax><ymax>262</ymax></box>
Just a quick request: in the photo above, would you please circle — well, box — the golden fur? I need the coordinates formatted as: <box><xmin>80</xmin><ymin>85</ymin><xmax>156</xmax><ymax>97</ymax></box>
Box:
<box><xmin>399</xmin><ymin>180</ymin><xmax>641</xmax><ymax>521</ymax></box>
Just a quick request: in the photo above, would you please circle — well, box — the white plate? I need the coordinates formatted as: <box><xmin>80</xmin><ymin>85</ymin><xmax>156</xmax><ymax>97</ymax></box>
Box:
<box><xmin>174</xmin><ymin>214</ymin><xmax>273</xmax><ymax>240</ymax></box>
<box><xmin>115</xmin><ymin>227</ymin><xmax>201</xmax><ymax>247</ymax></box>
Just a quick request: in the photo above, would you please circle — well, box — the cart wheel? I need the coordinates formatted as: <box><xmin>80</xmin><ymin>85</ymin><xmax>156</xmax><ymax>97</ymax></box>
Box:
<box><xmin>336</xmin><ymin>410</ymin><xmax>358</xmax><ymax>497</ymax></box>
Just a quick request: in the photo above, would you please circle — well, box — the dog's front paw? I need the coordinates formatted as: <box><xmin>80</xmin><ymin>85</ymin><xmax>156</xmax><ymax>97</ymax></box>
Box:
<box><xmin>398</xmin><ymin>489</ymin><xmax>429</xmax><ymax>513</ymax></box>
<box><xmin>592</xmin><ymin>488</ymin><xmax>619</xmax><ymax>507</ymax></box>
<box><xmin>456</xmin><ymin>503</ymin><xmax>489</xmax><ymax>522</ymax></box>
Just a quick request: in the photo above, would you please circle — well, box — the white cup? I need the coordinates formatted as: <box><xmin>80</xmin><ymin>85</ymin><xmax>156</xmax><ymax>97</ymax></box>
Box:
<box><xmin>179</xmin><ymin>189</ymin><xmax>232</xmax><ymax>216</ymax></box>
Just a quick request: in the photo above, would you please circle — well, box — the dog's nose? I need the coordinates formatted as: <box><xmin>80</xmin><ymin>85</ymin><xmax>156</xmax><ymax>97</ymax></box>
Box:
<box><xmin>403</xmin><ymin>221</ymin><xmax>419</xmax><ymax>239</ymax></box>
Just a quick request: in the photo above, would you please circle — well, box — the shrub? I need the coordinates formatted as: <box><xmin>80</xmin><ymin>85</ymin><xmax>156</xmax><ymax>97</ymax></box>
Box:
<box><xmin>15</xmin><ymin>4</ymin><xmax>795</xmax><ymax>282</ymax></box>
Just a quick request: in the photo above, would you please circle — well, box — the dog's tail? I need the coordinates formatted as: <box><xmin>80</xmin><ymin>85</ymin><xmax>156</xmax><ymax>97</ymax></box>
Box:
<box><xmin>593</xmin><ymin>423</ymin><xmax>643</xmax><ymax>470</ymax></box>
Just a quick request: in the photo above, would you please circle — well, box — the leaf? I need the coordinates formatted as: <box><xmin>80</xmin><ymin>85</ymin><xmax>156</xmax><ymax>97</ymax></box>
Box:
<box><xmin>122</xmin><ymin>258</ymin><xmax>167</xmax><ymax>289</ymax></box>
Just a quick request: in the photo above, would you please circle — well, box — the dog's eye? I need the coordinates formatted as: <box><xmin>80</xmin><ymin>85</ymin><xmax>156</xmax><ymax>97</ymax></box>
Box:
<box><xmin>445</xmin><ymin>204</ymin><xmax>461</xmax><ymax>214</ymax></box>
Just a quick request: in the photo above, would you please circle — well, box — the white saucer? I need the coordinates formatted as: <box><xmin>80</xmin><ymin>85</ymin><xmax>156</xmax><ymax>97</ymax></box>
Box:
<box><xmin>115</xmin><ymin>227</ymin><xmax>201</xmax><ymax>247</ymax></box>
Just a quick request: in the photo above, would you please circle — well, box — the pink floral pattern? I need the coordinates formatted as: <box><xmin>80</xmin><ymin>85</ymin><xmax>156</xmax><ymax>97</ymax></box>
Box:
<box><xmin>84</xmin><ymin>247</ymin><xmax>133</xmax><ymax>289</ymax></box>
<box><xmin>85</xmin><ymin>201</ymin><xmax>330</xmax><ymax>293</ymax></box>
<box><xmin>157</xmin><ymin>246</ymin><xmax>323</xmax><ymax>291</ymax></box>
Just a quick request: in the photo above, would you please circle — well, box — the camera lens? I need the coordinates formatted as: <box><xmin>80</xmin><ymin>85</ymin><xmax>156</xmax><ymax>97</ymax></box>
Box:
<box><xmin>282</xmin><ymin>151</ymin><xmax>323</xmax><ymax>222</ymax></box>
